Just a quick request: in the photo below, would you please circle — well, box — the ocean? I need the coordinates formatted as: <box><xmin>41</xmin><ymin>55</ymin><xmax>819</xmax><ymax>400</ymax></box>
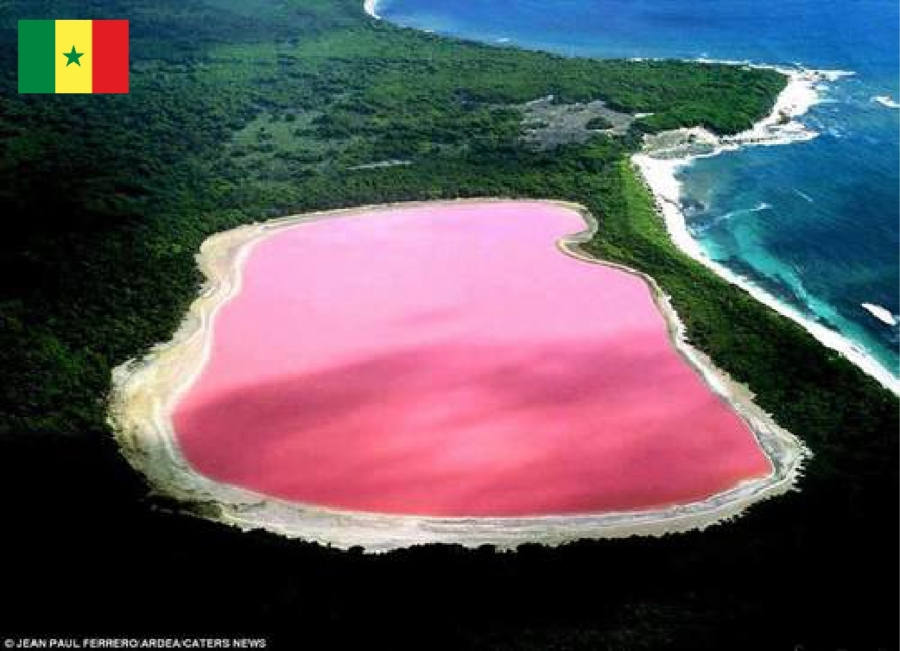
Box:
<box><xmin>371</xmin><ymin>0</ymin><xmax>900</xmax><ymax>388</ymax></box>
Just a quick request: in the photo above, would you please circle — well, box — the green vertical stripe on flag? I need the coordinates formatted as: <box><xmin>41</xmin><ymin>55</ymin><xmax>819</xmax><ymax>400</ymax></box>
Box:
<box><xmin>18</xmin><ymin>20</ymin><xmax>56</xmax><ymax>93</ymax></box>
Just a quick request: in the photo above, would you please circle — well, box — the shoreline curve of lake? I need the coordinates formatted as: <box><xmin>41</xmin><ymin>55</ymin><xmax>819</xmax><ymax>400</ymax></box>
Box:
<box><xmin>109</xmin><ymin>200</ymin><xmax>806</xmax><ymax>552</ymax></box>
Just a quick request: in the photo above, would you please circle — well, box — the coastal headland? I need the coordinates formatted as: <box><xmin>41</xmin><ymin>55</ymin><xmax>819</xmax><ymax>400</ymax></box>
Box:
<box><xmin>366</xmin><ymin>0</ymin><xmax>898</xmax><ymax>393</ymax></box>
<box><xmin>631</xmin><ymin>65</ymin><xmax>900</xmax><ymax>395</ymax></box>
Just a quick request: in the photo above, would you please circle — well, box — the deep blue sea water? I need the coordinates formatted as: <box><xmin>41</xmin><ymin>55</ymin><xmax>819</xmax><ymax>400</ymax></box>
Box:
<box><xmin>376</xmin><ymin>0</ymin><xmax>900</xmax><ymax>382</ymax></box>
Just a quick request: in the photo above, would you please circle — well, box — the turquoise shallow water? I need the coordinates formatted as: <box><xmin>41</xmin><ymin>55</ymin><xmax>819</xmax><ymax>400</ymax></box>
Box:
<box><xmin>376</xmin><ymin>0</ymin><xmax>900</xmax><ymax>379</ymax></box>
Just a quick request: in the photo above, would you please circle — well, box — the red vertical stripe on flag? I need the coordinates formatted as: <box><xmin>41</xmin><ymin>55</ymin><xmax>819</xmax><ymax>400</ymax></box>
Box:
<box><xmin>92</xmin><ymin>20</ymin><xmax>129</xmax><ymax>94</ymax></box>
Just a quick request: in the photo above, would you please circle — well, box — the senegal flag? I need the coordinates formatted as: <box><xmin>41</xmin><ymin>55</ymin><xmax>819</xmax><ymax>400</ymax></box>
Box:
<box><xmin>18</xmin><ymin>20</ymin><xmax>129</xmax><ymax>94</ymax></box>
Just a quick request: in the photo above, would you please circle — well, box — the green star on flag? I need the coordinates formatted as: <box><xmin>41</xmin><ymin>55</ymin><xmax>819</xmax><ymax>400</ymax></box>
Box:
<box><xmin>63</xmin><ymin>45</ymin><xmax>84</xmax><ymax>67</ymax></box>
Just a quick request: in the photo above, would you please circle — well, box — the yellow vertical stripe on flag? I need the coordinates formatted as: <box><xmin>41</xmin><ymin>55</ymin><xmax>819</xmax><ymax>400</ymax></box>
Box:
<box><xmin>55</xmin><ymin>20</ymin><xmax>92</xmax><ymax>93</ymax></box>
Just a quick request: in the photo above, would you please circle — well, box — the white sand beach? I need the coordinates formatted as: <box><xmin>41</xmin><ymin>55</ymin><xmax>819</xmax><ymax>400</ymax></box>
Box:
<box><xmin>632</xmin><ymin>66</ymin><xmax>900</xmax><ymax>396</ymax></box>
<box><xmin>364</xmin><ymin>0</ymin><xmax>380</xmax><ymax>20</ymax></box>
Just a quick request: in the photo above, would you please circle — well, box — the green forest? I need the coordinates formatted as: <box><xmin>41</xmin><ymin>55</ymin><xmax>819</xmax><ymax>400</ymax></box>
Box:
<box><xmin>0</xmin><ymin>1</ymin><xmax>896</xmax><ymax>649</ymax></box>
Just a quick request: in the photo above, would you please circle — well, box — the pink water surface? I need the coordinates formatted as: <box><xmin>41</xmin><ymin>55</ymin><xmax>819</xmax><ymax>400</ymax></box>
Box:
<box><xmin>173</xmin><ymin>202</ymin><xmax>771</xmax><ymax>517</ymax></box>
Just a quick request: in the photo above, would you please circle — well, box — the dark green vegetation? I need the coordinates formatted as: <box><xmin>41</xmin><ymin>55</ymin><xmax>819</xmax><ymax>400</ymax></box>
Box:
<box><xmin>0</xmin><ymin>1</ymin><xmax>896</xmax><ymax>649</ymax></box>
<box><xmin>586</xmin><ymin>115</ymin><xmax>614</xmax><ymax>130</ymax></box>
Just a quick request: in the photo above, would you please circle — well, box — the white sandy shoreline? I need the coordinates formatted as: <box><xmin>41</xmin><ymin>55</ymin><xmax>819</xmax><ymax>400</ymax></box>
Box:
<box><xmin>632</xmin><ymin>65</ymin><xmax>900</xmax><ymax>396</ymax></box>
<box><xmin>364</xmin><ymin>0</ymin><xmax>380</xmax><ymax>20</ymax></box>
<box><xmin>109</xmin><ymin>199</ymin><xmax>807</xmax><ymax>553</ymax></box>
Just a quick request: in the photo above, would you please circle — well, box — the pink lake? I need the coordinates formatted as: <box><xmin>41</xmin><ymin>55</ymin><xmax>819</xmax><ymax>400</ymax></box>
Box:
<box><xmin>172</xmin><ymin>202</ymin><xmax>771</xmax><ymax>517</ymax></box>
